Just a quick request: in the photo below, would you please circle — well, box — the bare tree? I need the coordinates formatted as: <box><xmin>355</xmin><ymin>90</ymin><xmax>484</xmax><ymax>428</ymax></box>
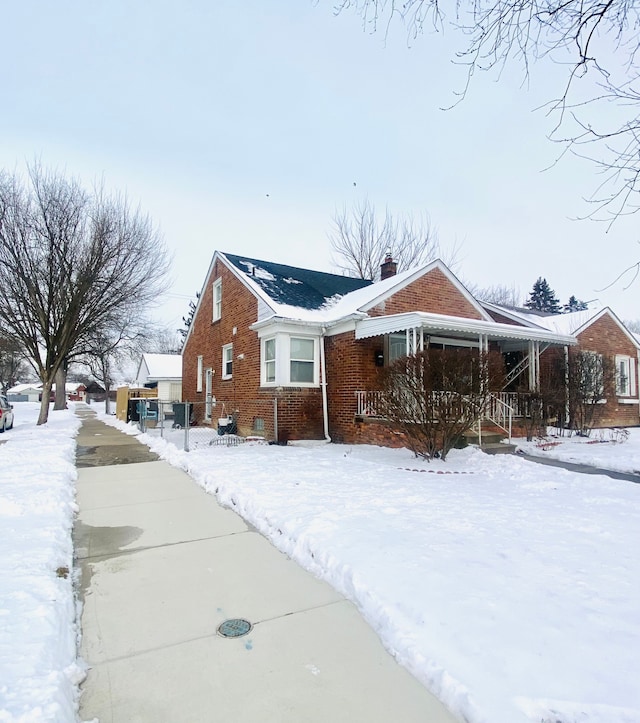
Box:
<box><xmin>567</xmin><ymin>349</ymin><xmax>616</xmax><ymax>435</ymax></box>
<box><xmin>0</xmin><ymin>335</ymin><xmax>30</xmax><ymax>394</ymax></box>
<box><xmin>329</xmin><ymin>199</ymin><xmax>456</xmax><ymax>280</ymax></box>
<box><xmin>379</xmin><ymin>347</ymin><xmax>505</xmax><ymax>460</ymax></box>
<box><xmin>334</xmin><ymin>0</ymin><xmax>640</xmax><ymax>220</ymax></box>
<box><xmin>74</xmin><ymin>312</ymin><xmax>151</xmax><ymax>414</ymax></box>
<box><xmin>0</xmin><ymin>164</ymin><xmax>171</xmax><ymax>425</ymax></box>
<box><xmin>467</xmin><ymin>283</ymin><xmax>522</xmax><ymax>308</ymax></box>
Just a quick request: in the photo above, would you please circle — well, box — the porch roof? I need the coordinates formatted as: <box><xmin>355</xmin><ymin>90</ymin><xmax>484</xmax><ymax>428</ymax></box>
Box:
<box><xmin>354</xmin><ymin>312</ymin><xmax>578</xmax><ymax>345</ymax></box>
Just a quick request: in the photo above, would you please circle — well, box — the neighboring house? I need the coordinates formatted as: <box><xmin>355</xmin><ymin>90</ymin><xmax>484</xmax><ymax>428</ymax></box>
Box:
<box><xmin>65</xmin><ymin>383</ymin><xmax>87</xmax><ymax>402</ymax></box>
<box><xmin>7</xmin><ymin>382</ymin><xmax>91</xmax><ymax>403</ymax></box>
<box><xmin>483</xmin><ymin>304</ymin><xmax>640</xmax><ymax>428</ymax></box>
<box><xmin>6</xmin><ymin>383</ymin><xmax>41</xmax><ymax>403</ymax></box>
<box><xmin>135</xmin><ymin>353</ymin><xmax>182</xmax><ymax>402</ymax></box>
<box><xmin>183</xmin><ymin>251</ymin><xmax>637</xmax><ymax>446</ymax></box>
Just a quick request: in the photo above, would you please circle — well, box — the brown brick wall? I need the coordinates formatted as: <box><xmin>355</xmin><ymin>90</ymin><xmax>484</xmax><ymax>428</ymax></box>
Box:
<box><xmin>537</xmin><ymin>313</ymin><xmax>640</xmax><ymax>429</ymax></box>
<box><xmin>575</xmin><ymin>314</ymin><xmax>639</xmax><ymax>428</ymax></box>
<box><xmin>325</xmin><ymin>331</ymin><xmax>385</xmax><ymax>443</ymax></box>
<box><xmin>367</xmin><ymin>268</ymin><xmax>484</xmax><ymax>320</ymax></box>
<box><xmin>182</xmin><ymin>258</ymin><xmax>324</xmax><ymax>440</ymax></box>
<box><xmin>485</xmin><ymin>309</ymin><xmax>524</xmax><ymax>326</ymax></box>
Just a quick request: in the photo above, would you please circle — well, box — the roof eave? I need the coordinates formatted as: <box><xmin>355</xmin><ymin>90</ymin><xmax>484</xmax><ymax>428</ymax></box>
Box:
<box><xmin>354</xmin><ymin>312</ymin><xmax>577</xmax><ymax>345</ymax></box>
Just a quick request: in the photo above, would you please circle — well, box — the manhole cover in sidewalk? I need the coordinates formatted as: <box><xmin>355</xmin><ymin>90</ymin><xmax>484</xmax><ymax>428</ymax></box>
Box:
<box><xmin>217</xmin><ymin>619</ymin><xmax>252</xmax><ymax>638</ymax></box>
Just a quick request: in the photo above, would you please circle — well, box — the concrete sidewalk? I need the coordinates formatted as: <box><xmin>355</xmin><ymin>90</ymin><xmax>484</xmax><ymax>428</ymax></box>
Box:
<box><xmin>74</xmin><ymin>409</ymin><xmax>458</xmax><ymax>723</ymax></box>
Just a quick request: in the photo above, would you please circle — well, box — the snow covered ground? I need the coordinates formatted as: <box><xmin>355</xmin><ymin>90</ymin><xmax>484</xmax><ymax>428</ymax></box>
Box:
<box><xmin>517</xmin><ymin>426</ymin><xmax>640</xmax><ymax>475</ymax></box>
<box><xmin>0</xmin><ymin>403</ymin><xmax>83</xmax><ymax>722</ymax></box>
<box><xmin>114</xmin><ymin>417</ymin><xmax>640</xmax><ymax>723</ymax></box>
<box><xmin>2</xmin><ymin>403</ymin><xmax>639</xmax><ymax>722</ymax></box>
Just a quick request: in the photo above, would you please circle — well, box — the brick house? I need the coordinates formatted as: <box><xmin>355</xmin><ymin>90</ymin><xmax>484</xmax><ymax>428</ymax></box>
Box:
<box><xmin>182</xmin><ymin>251</ymin><xmax>640</xmax><ymax>445</ymax></box>
<box><xmin>482</xmin><ymin>304</ymin><xmax>640</xmax><ymax>429</ymax></box>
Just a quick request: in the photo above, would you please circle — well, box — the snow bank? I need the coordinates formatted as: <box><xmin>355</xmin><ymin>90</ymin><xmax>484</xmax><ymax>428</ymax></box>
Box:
<box><xmin>0</xmin><ymin>403</ymin><xmax>83</xmax><ymax>722</ymax></box>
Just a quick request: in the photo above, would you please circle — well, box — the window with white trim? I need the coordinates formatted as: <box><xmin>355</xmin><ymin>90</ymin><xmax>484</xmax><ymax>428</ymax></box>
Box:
<box><xmin>616</xmin><ymin>355</ymin><xmax>636</xmax><ymax>397</ymax></box>
<box><xmin>290</xmin><ymin>337</ymin><xmax>314</xmax><ymax>383</ymax></box>
<box><xmin>196</xmin><ymin>355</ymin><xmax>203</xmax><ymax>392</ymax></box>
<box><xmin>264</xmin><ymin>338</ymin><xmax>276</xmax><ymax>383</ymax></box>
<box><xmin>222</xmin><ymin>344</ymin><xmax>233</xmax><ymax>379</ymax></box>
<box><xmin>387</xmin><ymin>332</ymin><xmax>407</xmax><ymax>363</ymax></box>
<box><xmin>213</xmin><ymin>278</ymin><xmax>222</xmax><ymax>321</ymax></box>
<box><xmin>260</xmin><ymin>334</ymin><xmax>318</xmax><ymax>386</ymax></box>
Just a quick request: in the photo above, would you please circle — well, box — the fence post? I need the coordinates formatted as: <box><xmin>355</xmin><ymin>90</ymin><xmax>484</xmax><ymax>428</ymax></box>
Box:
<box><xmin>184</xmin><ymin>402</ymin><xmax>190</xmax><ymax>452</ymax></box>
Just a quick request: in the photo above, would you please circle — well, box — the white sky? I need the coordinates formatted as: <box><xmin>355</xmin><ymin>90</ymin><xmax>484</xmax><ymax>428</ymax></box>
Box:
<box><xmin>1</xmin><ymin>0</ymin><xmax>638</xmax><ymax>331</ymax></box>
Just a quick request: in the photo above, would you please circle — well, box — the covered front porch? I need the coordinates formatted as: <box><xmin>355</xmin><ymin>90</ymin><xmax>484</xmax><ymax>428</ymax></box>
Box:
<box><xmin>352</xmin><ymin>311</ymin><xmax>576</xmax><ymax>440</ymax></box>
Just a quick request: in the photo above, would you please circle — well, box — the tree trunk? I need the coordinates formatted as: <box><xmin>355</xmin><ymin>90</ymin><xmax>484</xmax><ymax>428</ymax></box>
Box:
<box><xmin>38</xmin><ymin>379</ymin><xmax>52</xmax><ymax>425</ymax></box>
<box><xmin>104</xmin><ymin>380</ymin><xmax>111</xmax><ymax>415</ymax></box>
<box><xmin>54</xmin><ymin>366</ymin><xmax>67</xmax><ymax>410</ymax></box>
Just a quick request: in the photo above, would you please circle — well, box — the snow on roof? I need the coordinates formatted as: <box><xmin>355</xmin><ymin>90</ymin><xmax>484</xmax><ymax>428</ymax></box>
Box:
<box><xmin>141</xmin><ymin>353</ymin><xmax>182</xmax><ymax>380</ymax></box>
<box><xmin>486</xmin><ymin>304</ymin><xmax>607</xmax><ymax>336</ymax></box>
<box><xmin>6</xmin><ymin>383</ymin><xmax>41</xmax><ymax>393</ymax></box>
<box><xmin>223</xmin><ymin>252</ymin><xmax>372</xmax><ymax>313</ymax></box>
<box><xmin>246</xmin><ymin>264</ymin><xmax>444</xmax><ymax>324</ymax></box>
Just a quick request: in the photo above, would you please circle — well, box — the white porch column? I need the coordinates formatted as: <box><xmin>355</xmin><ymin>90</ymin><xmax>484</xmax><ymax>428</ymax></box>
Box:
<box><xmin>528</xmin><ymin>340</ymin><xmax>541</xmax><ymax>391</ymax></box>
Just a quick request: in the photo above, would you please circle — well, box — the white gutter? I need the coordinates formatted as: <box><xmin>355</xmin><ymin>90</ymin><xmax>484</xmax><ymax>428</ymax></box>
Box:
<box><xmin>320</xmin><ymin>327</ymin><xmax>331</xmax><ymax>442</ymax></box>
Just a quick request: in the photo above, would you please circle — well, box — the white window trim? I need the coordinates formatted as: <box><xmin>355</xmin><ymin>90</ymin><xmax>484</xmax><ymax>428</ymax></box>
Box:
<box><xmin>196</xmin><ymin>355</ymin><xmax>203</xmax><ymax>393</ymax></box>
<box><xmin>263</xmin><ymin>337</ymin><xmax>276</xmax><ymax>385</ymax></box>
<box><xmin>222</xmin><ymin>343</ymin><xmax>233</xmax><ymax>380</ymax></box>
<box><xmin>212</xmin><ymin>278</ymin><xmax>222</xmax><ymax>322</ymax></box>
<box><xmin>260</xmin><ymin>333</ymin><xmax>319</xmax><ymax>387</ymax></box>
<box><xmin>615</xmin><ymin>354</ymin><xmax>636</xmax><ymax>397</ymax></box>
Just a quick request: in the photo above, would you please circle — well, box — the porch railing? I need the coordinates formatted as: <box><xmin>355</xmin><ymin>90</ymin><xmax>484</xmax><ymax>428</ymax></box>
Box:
<box><xmin>355</xmin><ymin>389</ymin><xmax>520</xmax><ymax>440</ymax></box>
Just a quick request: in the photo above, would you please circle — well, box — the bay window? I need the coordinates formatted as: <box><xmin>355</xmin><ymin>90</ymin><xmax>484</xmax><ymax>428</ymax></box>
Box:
<box><xmin>260</xmin><ymin>333</ymin><xmax>318</xmax><ymax>386</ymax></box>
<box><xmin>290</xmin><ymin>338</ymin><xmax>314</xmax><ymax>383</ymax></box>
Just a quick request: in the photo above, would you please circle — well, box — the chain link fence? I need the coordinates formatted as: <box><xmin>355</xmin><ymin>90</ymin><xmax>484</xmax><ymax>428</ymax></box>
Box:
<box><xmin>133</xmin><ymin>397</ymin><xmax>278</xmax><ymax>451</ymax></box>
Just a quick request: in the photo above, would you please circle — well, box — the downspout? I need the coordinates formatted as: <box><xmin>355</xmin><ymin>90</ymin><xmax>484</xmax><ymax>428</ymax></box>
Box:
<box><xmin>320</xmin><ymin>327</ymin><xmax>331</xmax><ymax>441</ymax></box>
<box><xmin>564</xmin><ymin>345</ymin><xmax>570</xmax><ymax>429</ymax></box>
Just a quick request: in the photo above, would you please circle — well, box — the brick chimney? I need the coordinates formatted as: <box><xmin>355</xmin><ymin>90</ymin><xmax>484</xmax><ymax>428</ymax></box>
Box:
<box><xmin>380</xmin><ymin>252</ymin><xmax>397</xmax><ymax>280</ymax></box>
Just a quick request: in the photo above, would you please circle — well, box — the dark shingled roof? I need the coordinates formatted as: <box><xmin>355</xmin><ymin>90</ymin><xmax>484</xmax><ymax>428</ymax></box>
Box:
<box><xmin>223</xmin><ymin>252</ymin><xmax>372</xmax><ymax>310</ymax></box>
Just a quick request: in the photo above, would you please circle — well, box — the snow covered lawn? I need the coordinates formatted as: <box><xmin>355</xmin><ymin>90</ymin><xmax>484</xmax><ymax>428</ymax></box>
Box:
<box><xmin>3</xmin><ymin>403</ymin><xmax>639</xmax><ymax>723</ymax></box>
<box><xmin>0</xmin><ymin>403</ymin><xmax>82</xmax><ymax>722</ymax></box>
<box><xmin>112</xmin><ymin>418</ymin><xmax>640</xmax><ymax>723</ymax></box>
<box><xmin>517</xmin><ymin>426</ymin><xmax>640</xmax><ymax>475</ymax></box>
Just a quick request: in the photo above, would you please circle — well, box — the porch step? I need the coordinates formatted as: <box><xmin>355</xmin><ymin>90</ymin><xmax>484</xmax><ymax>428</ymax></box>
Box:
<box><xmin>480</xmin><ymin>443</ymin><xmax>518</xmax><ymax>455</ymax></box>
<box><xmin>462</xmin><ymin>431</ymin><xmax>505</xmax><ymax>446</ymax></box>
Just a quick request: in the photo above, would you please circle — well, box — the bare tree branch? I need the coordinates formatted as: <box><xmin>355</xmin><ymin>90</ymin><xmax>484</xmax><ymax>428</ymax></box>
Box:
<box><xmin>329</xmin><ymin>198</ymin><xmax>457</xmax><ymax>279</ymax></box>
<box><xmin>0</xmin><ymin>164</ymin><xmax>171</xmax><ymax>424</ymax></box>
<box><xmin>334</xmin><ymin>0</ymin><xmax>640</xmax><ymax>220</ymax></box>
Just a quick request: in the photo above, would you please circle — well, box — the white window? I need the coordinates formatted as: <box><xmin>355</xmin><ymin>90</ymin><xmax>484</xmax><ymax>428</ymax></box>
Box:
<box><xmin>213</xmin><ymin>278</ymin><xmax>222</xmax><ymax>321</ymax></box>
<box><xmin>616</xmin><ymin>355</ymin><xmax>636</xmax><ymax>397</ymax></box>
<box><xmin>196</xmin><ymin>355</ymin><xmax>203</xmax><ymax>392</ymax></box>
<box><xmin>260</xmin><ymin>334</ymin><xmax>318</xmax><ymax>386</ymax></box>
<box><xmin>290</xmin><ymin>337</ymin><xmax>314</xmax><ymax>383</ymax></box>
<box><xmin>222</xmin><ymin>344</ymin><xmax>233</xmax><ymax>379</ymax></box>
<box><xmin>264</xmin><ymin>338</ymin><xmax>276</xmax><ymax>383</ymax></box>
<box><xmin>388</xmin><ymin>332</ymin><xmax>407</xmax><ymax>363</ymax></box>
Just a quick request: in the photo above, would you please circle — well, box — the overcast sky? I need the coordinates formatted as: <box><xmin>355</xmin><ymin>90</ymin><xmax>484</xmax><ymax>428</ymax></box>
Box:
<box><xmin>1</xmin><ymin>0</ymin><xmax>637</xmax><ymax>331</ymax></box>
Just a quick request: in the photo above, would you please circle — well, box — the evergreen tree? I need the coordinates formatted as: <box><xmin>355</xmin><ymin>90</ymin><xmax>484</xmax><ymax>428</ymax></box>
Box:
<box><xmin>564</xmin><ymin>295</ymin><xmax>589</xmax><ymax>313</ymax></box>
<box><xmin>525</xmin><ymin>278</ymin><xmax>562</xmax><ymax>313</ymax></box>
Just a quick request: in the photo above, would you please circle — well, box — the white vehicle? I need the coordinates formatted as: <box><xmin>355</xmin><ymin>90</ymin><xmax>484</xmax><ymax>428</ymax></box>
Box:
<box><xmin>0</xmin><ymin>395</ymin><xmax>14</xmax><ymax>432</ymax></box>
